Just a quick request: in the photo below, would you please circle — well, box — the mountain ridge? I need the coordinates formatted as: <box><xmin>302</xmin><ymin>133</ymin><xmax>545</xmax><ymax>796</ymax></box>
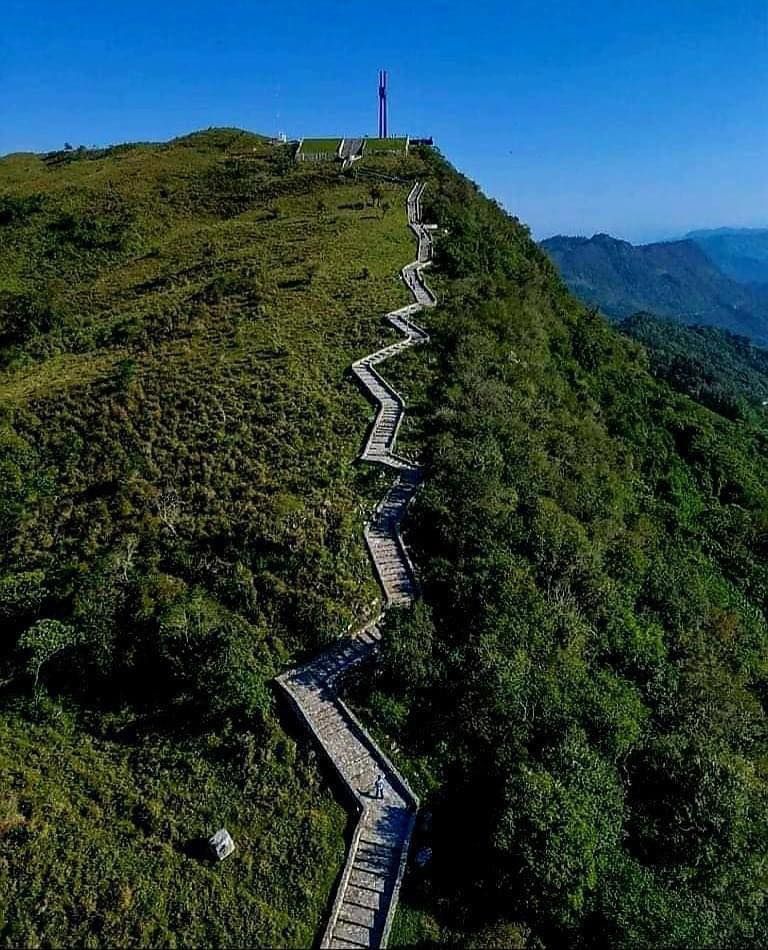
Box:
<box><xmin>685</xmin><ymin>226</ymin><xmax>768</xmax><ymax>285</ymax></box>
<box><xmin>540</xmin><ymin>230</ymin><xmax>768</xmax><ymax>343</ymax></box>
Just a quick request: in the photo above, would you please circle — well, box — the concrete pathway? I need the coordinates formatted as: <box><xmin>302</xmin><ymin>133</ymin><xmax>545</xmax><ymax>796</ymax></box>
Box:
<box><xmin>278</xmin><ymin>182</ymin><xmax>436</xmax><ymax>949</ymax></box>
<box><xmin>340</xmin><ymin>137</ymin><xmax>364</xmax><ymax>160</ymax></box>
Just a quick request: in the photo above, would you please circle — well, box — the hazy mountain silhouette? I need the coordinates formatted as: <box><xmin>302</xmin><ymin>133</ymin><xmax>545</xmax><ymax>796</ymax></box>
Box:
<box><xmin>686</xmin><ymin>227</ymin><xmax>768</xmax><ymax>285</ymax></box>
<box><xmin>541</xmin><ymin>232</ymin><xmax>768</xmax><ymax>344</ymax></box>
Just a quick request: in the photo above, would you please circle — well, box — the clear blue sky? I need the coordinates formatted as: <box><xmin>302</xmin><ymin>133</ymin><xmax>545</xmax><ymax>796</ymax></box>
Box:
<box><xmin>3</xmin><ymin>0</ymin><xmax>766</xmax><ymax>242</ymax></box>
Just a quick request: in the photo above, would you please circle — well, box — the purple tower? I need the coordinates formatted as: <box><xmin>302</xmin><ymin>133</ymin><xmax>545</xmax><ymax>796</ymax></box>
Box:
<box><xmin>378</xmin><ymin>69</ymin><xmax>388</xmax><ymax>138</ymax></box>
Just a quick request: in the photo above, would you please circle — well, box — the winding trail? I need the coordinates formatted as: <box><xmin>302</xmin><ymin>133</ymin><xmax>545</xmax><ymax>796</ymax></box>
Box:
<box><xmin>277</xmin><ymin>182</ymin><xmax>435</xmax><ymax>949</ymax></box>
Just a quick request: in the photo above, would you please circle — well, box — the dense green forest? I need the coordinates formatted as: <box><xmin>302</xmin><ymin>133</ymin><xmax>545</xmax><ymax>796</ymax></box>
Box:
<box><xmin>0</xmin><ymin>129</ymin><xmax>425</xmax><ymax>946</ymax></box>
<box><xmin>2</xmin><ymin>130</ymin><xmax>768</xmax><ymax>948</ymax></box>
<box><xmin>622</xmin><ymin>312</ymin><xmax>768</xmax><ymax>427</ymax></box>
<box><xmin>356</xmin><ymin>151</ymin><xmax>768</xmax><ymax>947</ymax></box>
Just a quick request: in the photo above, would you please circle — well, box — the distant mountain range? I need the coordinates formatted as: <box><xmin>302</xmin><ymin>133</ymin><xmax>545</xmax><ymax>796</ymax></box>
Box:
<box><xmin>686</xmin><ymin>228</ymin><xmax>768</xmax><ymax>285</ymax></box>
<box><xmin>540</xmin><ymin>231</ymin><xmax>768</xmax><ymax>345</ymax></box>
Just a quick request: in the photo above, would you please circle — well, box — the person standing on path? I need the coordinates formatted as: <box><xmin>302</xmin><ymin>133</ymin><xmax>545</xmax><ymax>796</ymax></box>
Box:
<box><xmin>373</xmin><ymin>773</ymin><xmax>385</xmax><ymax>799</ymax></box>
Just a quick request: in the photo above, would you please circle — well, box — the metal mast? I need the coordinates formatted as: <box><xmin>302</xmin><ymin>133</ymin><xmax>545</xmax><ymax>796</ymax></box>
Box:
<box><xmin>378</xmin><ymin>69</ymin><xmax>388</xmax><ymax>138</ymax></box>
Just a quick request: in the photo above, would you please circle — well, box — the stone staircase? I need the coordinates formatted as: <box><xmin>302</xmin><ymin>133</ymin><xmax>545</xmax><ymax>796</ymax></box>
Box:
<box><xmin>277</xmin><ymin>182</ymin><xmax>436</xmax><ymax>949</ymax></box>
<box><xmin>340</xmin><ymin>137</ymin><xmax>365</xmax><ymax>161</ymax></box>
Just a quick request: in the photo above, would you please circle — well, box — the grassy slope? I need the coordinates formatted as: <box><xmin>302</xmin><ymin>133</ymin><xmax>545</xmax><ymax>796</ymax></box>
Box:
<box><xmin>297</xmin><ymin>139</ymin><xmax>340</xmax><ymax>155</ymax></box>
<box><xmin>0</xmin><ymin>715</ymin><xmax>342</xmax><ymax>947</ymax></box>
<box><xmin>0</xmin><ymin>129</ymin><xmax>428</xmax><ymax>947</ymax></box>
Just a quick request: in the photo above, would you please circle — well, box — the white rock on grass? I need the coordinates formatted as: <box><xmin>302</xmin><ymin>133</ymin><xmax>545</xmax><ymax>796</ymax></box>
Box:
<box><xmin>208</xmin><ymin>828</ymin><xmax>235</xmax><ymax>861</ymax></box>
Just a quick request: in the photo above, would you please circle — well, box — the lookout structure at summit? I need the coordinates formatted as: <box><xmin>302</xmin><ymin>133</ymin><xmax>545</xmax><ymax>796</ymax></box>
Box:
<box><xmin>295</xmin><ymin>136</ymin><xmax>409</xmax><ymax>163</ymax></box>
<box><xmin>295</xmin><ymin>69</ymin><xmax>430</xmax><ymax>164</ymax></box>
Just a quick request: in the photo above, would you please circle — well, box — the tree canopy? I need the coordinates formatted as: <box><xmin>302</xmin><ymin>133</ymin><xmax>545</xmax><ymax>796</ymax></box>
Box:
<box><xmin>364</xmin><ymin>149</ymin><xmax>768</xmax><ymax>948</ymax></box>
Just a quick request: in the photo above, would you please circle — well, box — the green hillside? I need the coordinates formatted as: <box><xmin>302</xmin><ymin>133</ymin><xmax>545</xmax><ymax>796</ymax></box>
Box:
<box><xmin>622</xmin><ymin>312</ymin><xmax>768</xmax><ymax>425</ymax></box>
<box><xmin>2</xmin><ymin>130</ymin><xmax>768</xmax><ymax>948</ymax></box>
<box><xmin>0</xmin><ymin>128</ymin><xmax>425</xmax><ymax>947</ymax></box>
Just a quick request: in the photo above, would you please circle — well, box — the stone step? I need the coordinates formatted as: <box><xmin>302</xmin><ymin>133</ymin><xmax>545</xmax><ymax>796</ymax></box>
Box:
<box><xmin>310</xmin><ymin>708</ymin><xmax>347</xmax><ymax>729</ymax></box>
<box><xmin>332</xmin><ymin>920</ymin><xmax>374</xmax><ymax>947</ymax></box>
<box><xmin>336</xmin><ymin>742</ymin><xmax>374</xmax><ymax>765</ymax></box>
<box><xmin>352</xmin><ymin>850</ymin><xmax>397</xmax><ymax>875</ymax></box>
<box><xmin>385</xmin><ymin>581</ymin><xmax>412</xmax><ymax>591</ymax></box>
<box><xmin>373</xmin><ymin>548</ymin><xmax>404</xmax><ymax>558</ymax></box>
<box><xmin>349</xmin><ymin>867</ymin><xmax>387</xmax><ymax>894</ymax></box>
<box><xmin>358</xmin><ymin>841</ymin><xmax>398</xmax><ymax>862</ymax></box>
<box><xmin>377</xmin><ymin>564</ymin><xmax>407</xmax><ymax>575</ymax></box>
<box><xmin>345</xmin><ymin>883</ymin><xmax>383</xmax><ymax>910</ymax></box>
<box><xmin>380</xmin><ymin>572</ymin><xmax>410</xmax><ymax>584</ymax></box>
<box><xmin>338</xmin><ymin>902</ymin><xmax>378</xmax><ymax>929</ymax></box>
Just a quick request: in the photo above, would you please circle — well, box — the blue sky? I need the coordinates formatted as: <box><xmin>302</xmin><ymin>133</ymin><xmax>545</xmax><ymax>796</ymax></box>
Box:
<box><xmin>3</xmin><ymin>0</ymin><xmax>766</xmax><ymax>242</ymax></box>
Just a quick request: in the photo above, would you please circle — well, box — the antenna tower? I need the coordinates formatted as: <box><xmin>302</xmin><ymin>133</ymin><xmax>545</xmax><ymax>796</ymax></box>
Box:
<box><xmin>378</xmin><ymin>69</ymin><xmax>388</xmax><ymax>138</ymax></box>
